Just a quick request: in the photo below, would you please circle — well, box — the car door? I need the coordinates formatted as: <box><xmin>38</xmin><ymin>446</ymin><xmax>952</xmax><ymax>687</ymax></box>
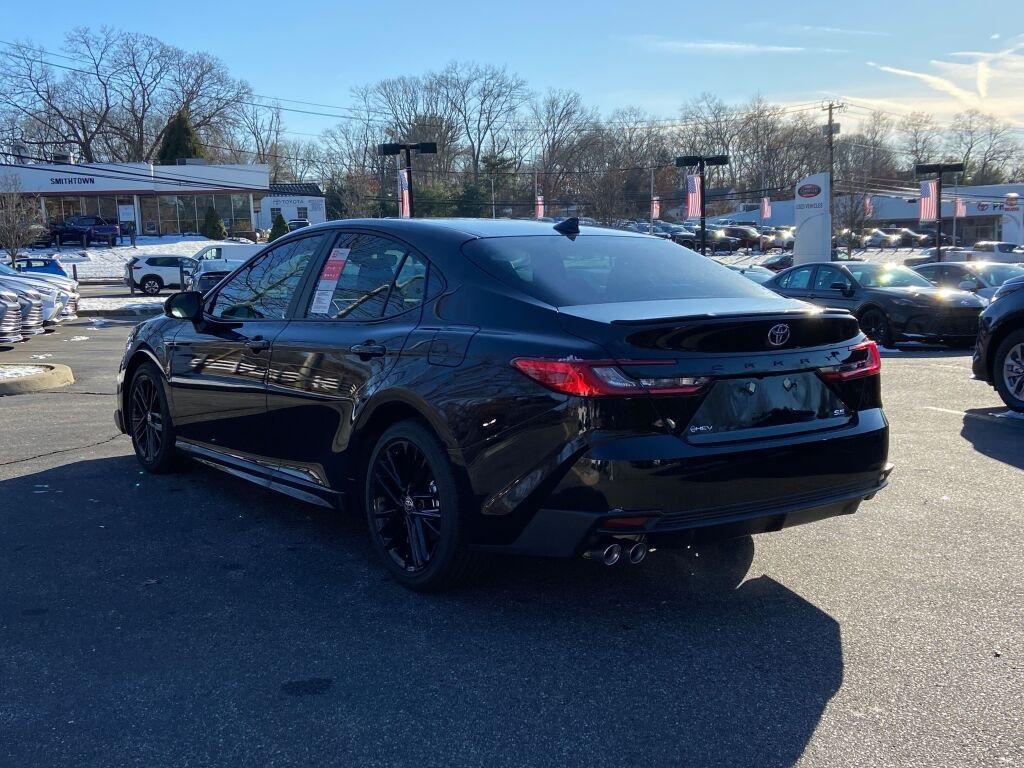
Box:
<box><xmin>166</xmin><ymin>233</ymin><xmax>330</xmax><ymax>466</ymax></box>
<box><xmin>265</xmin><ymin>231</ymin><xmax>436</xmax><ymax>493</ymax></box>
<box><xmin>810</xmin><ymin>264</ymin><xmax>858</xmax><ymax>312</ymax></box>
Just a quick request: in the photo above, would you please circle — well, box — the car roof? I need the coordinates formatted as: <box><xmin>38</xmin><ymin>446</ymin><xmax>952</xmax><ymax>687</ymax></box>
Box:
<box><xmin>292</xmin><ymin>217</ymin><xmax>647</xmax><ymax>241</ymax></box>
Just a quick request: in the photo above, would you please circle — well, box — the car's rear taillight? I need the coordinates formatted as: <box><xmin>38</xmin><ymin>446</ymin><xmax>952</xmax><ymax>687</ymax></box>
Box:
<box><xmin>818</xmin><ymin>340</ymin><xmax>881</xmax><ymax>381</ymax></box>
<box><xmin>511</xmin><ymin>358</ymin><xmax>711</xmax><ymax>397</ymax></box>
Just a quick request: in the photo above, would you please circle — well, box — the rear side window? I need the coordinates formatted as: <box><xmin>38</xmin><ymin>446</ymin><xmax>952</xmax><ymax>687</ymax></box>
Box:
<box><xmin>813</xmin><ymin>266</ymin><xmax>851</xmax><ymax>290</ymax></box>
<box><xmin>779</xmin><ymin>266</ymin><xmax>814</xmax><ymax>289</ymax></box>
<box><xmin>463</xmin><ymin>235</ymin><xmax>771</xmax><ymax>307</ymax></box>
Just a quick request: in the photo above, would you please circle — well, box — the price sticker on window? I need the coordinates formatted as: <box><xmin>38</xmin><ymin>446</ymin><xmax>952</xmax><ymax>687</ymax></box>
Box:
<box><xmin>310</xmin><ymin>248</ymin><xmax>349</xmax><ymax>315</ymax></box>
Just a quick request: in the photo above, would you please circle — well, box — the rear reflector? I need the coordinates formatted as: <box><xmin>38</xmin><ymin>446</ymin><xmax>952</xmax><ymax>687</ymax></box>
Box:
<box><xmin>511</xmin><ymin>358</ymin><xmax>710</xmax><ymax>397</ymax></box>
<box><xmin>818</xmin><ymin>340</ymin><xmax>881</xmax><ymax>381</ymax></box>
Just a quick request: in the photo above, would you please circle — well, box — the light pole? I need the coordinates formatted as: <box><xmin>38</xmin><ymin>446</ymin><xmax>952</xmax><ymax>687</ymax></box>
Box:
<box><xmin>915</xmin><ymin>161</ymin><xmax>965</xmax><ymax>260</ymax></box>
<box><xmin>378</xmin><ymin>142</ymin><xmax>438</xmax><ymax>218</ymax></box>
<box><xmin>676</xmin><ymin>154</ymin><xmax>729</xmax><ymax>256</ymax></box>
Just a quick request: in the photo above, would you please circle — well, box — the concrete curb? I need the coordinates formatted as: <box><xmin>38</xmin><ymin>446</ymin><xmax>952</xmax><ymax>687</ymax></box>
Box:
<box><xmin>0</xmin><ymin>364</ymin><xmax>75</xmax><ymax>396</ymax></box>
<box><xmin>79</xmin><ymin>306</ymin><xmax>162</xmax><ymax>318</ymax></box>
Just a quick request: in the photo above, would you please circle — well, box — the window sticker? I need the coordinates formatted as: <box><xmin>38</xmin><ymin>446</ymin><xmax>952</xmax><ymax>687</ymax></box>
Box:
<box><xmin>309</xmin><ymin>248</ymin><xmax>350</xmax><ymax>315</ymax></box>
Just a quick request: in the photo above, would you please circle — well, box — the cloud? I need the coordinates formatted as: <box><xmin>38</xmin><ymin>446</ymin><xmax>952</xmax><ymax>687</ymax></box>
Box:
<box><xmin>631</xmin><ymin>36</ymin><xmax>847</xmax><ymax>55</ymax></box>
<box><xmin>787</xmin><ymin>24</ymin><xmax>892</xmax><ymax>37</ymax></box>
<box><xmin>866</xmin><ymin>62</ymin><xmax>976</xmax><ymax>101</ymax></box>
<box><xmin>991</xmin><ymin>33</ymin><xmax>1001</xmax><ymax>40</ymax></box>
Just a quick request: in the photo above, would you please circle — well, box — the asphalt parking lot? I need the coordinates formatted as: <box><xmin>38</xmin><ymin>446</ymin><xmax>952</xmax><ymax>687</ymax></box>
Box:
<box><xmin>1</xmin><ymin>319</ymin><xmax>1022</xmax><ymax>767</ymax></box>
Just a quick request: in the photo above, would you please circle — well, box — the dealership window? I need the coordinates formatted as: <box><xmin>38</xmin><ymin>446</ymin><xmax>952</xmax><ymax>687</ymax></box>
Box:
<box><xmin>232</xmin><ymin>194</ymin><xmax>252</xmax><ymax>232</ymax></box>
<box><xmin>297</xmin><ymin>206</ymin><xmax>308</xmax><ymax>220</ymax></box>
<box><xmin>159</xmin><ymin>195</ymin><xmax>180</xmax><ymax>234</ymax></box>
<box><xmin>270</xmin><ymin>207</ymin><xmax>281</xmax><ymax>222</ymax></box>
<box><xmin>43</xmin><ymin>197</ymin><xmax>61</xmax><ymax>223</ymax></box>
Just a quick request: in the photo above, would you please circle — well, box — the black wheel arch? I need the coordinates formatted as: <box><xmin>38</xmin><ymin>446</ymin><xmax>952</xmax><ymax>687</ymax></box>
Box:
<box><xmin>352</xmin><ymin>390</ymin><xmax>465</xmax><ymax>471</ymax></box>
<box><xmin>122</xmin><ymin>346</ymin><xmax>168</xmax><ymax>426</ymax></box>
<box><xmin>987</xmin><ymin>317</ymin><xmax>1024</xmax><ymax>382</ymax></box>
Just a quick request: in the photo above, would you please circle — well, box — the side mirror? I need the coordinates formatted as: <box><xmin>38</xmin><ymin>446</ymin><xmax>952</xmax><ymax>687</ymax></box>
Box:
<box><xmin>958</xmin><ymin>280</ymin><xmax>978</xmax><ymax>292</ymax></box>
<box><xmin>164</xmin><ymin>290</ymin><xmax>203</xmax><ymax>321</ymax></box>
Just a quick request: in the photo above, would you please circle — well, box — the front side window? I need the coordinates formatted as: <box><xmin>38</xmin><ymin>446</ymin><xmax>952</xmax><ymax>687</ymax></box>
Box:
<box><xmin>847</xmin><ymin>264</ymin><xmax>934</xmax><ymax>289</ymax></box>
<box><xmin>210</xmin><ymin>234</ymin><xmax>328</xmax><ymax>320</ymax></box>
<box><xmin>463</xmin><ymin>235</ymin><xmax>772</xmax><ymax>307</ymax></box>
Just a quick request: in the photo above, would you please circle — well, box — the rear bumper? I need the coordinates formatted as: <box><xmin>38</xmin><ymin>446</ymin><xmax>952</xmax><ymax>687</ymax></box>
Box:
<box><xmin>478</xmin><ymin>409</ymin><xmax>891</xmax><ymax>557</ymax></box>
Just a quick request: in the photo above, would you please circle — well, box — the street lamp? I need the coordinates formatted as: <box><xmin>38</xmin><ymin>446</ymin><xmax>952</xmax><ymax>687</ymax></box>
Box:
<box><xmin>915</xmin><ymin>161</ymin><xmax>965</xmax><ymax>258</ymax></box>
<box><xmin>378</xmin><ymin>141</ymin><xmax>438</xmax><ymax>218</ymax></box>
<box><xmin>676</xmin><ymin>154</ymin><xmax>729</xmax><ymax>255</ymax></box>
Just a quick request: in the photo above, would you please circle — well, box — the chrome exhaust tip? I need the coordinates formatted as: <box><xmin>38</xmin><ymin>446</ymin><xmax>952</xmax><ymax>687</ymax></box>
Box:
<box><xmin>584</xmin><ymin>543</ymin><xmax>622</xmax><ymax>566</ymax></box>
<box><xmin>628</xmin><ymin>541</ymin><xmax>648</xmax><ymax>564</ymax></box>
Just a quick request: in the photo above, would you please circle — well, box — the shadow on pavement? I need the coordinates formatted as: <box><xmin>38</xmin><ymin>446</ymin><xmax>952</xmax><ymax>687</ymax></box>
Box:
<box><xmin>961</xmin><ymin>407</ymin><xmax>1024</xmax><ymax>470</ymax></box>
<box><xmin>1</xmin><ymin>456</ymin><xmax>843</xmax><ymax>768</ymax></box>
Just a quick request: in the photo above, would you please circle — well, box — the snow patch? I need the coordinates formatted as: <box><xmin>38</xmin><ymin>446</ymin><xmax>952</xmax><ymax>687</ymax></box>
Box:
<box><xmin>0</xmin><ymin>365</ymin><xmax>46</xmax><ymax>380</ymax></box>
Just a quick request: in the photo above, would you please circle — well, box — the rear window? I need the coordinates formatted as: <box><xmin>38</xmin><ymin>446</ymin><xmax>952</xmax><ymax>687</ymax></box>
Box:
<box><xmin>463</xmin><ymin>235</ymin><xmax>773</xmax><ymax>307</ymax></box>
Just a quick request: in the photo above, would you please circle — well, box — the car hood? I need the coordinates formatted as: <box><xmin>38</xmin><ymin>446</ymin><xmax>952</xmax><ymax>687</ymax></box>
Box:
<box><xmin>13</xmin><ymin>272</ymin><xmax>76</xmax><ymax>291</ymax></box>
<box><xmin>870</xmin><ymin>286</ymin><xmax>985</xmax><ymax>307</ymax></box>
<box><xmin>0</xmin><ymin>274</ymin><xmax>69</xmax><ymax>295</ymax></box>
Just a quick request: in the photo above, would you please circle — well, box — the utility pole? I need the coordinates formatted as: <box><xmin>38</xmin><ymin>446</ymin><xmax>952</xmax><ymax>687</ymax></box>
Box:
<box><xmin>490</xmin><ymin>175</ymin><xmax>496</xmax><ymax>218</ymax></box>
<box><xmin>822</xmin><ymin>101</ymin><xmax>844</xmax><ymax>191</ymax></box>
<box><xmin>649</xmin><ymin>166</ymin><xmax>655</xmax><ymax>234</ymax></box>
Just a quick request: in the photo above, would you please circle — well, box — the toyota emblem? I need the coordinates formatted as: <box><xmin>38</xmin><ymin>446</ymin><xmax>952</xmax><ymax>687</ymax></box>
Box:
<box><xmin>768</xmin><ymin>324</ymin><xmax>791</xmax><ymax>346</ymax></box>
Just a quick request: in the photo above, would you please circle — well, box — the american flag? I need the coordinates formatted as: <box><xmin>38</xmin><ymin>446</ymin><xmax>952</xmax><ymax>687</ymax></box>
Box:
<box><xmin>686</xmin><ymin>175</ymin><xmax>702</xmax><ymax>218</ymax></box>
<box><xmin>535</xmin><ymin>194</ymin><xmax>544</xmax><ymax>219</ymax></box>
<box><xmin>919</xmin><ymin>179</ymin><xmax>938</xmax><ymax>221</ymax></box>
<box><xmin>954</xmin><ymin>198</ymin><xmax>967</xmax><ymax>217</ymax></box>
<box><xmin>398</xmin><ymin>168</ymin><xmax>410</xmax><ymax>219</ymax></box>
<box><xmin>864</xmin><ymin>195</ymin><xmax>874</xmax><ymax>218</ymax></box>
<box><xmin>760</xmin><ymin>196</ymin><xmax>771</xmax><ymax>221</ymax></box>
<box><xmin>651</xmin><ymin>195</ymin><xmax>661</xmax><ymax>220</ymax></box>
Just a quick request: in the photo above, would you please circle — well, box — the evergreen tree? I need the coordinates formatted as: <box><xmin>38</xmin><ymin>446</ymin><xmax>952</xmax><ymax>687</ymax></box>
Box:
<box><xmin>200</xmin><ymin>206</ymin><xmax>227</xmax><ymax>240</ymax></box>
<box><xmin>268</xmin><ymin>213</ymin><xmax>289</xmax><ymax>242</ymax></box>
<box><xmin>157</xmin><ymin>110</ymin><xmax>203</xmax><ymax>165</ymax></box>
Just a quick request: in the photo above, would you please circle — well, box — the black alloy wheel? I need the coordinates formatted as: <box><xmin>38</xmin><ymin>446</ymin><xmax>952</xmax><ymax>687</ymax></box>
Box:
<box><xmin>129</xmin><ymin>363</ymin><xmax>179</xmax><ymax>473</ymax></box>
<box><xmin>365</xmin><ymin>420</ymin><xmax>478</xmax><ymax>591</ymax></box>
<box><xmin>859</xmin><ymin>308</ymin><xmax>893</xmax><ymax>348</ymax></box>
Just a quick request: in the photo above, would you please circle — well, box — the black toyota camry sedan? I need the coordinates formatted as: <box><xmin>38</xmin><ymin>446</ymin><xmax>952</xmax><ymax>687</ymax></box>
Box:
<box><xmin>765</xmin><ymin>261</ymin><xmax>986</xmax><ymax>348</ymax></box>
<box><xmin>116</xmin><ymin>218</ymin><xmax>891</xmax><ymax>590</ymax></box>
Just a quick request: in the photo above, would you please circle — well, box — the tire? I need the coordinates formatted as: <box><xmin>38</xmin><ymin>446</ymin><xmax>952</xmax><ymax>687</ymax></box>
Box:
<box><xmin>364</xmin><ymin>420</ymin><xmax>480</xmax><ymax>592</ymax></box>
<box><xmin>993</xmin><ymin>330</ymin><xmax>1024</xmax><ymax>413</ymax></box>
<box><xmin>140</xmin><ymin>275</ymin><xmax>163</xmax><ymax>295</ymax></box>
<box><xmin>128</xmin><ymin>362</ymin><xmax>180</xmax><ymax>473</ymax></box>
<box><xmin>859</xmin><ymin>308</ymin><xmax>893</xmax><ymax>347</ymax></box>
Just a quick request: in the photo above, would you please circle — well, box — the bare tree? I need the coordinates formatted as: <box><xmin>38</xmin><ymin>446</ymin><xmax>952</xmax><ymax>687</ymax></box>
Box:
<box><xmin>897</xmin><ymin>111</ymin><xmax>942</xmax><ymax>167</ymax></box>
<box><xmin>0</xmin><ymin>174</ymin><xmax>41</xmax><ymax>264</ymax></box>
<box><xmin>948</xmin><ymin>109</ymin><xmax>1019</xmax><ymax>185</ymax></box>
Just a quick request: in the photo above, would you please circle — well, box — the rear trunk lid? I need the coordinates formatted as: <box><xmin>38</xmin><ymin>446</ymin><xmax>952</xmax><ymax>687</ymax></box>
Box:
<box><xmin>557</xmin><ymin>298</ymin><xmax>864</xmax><ymax>442</ymax></box>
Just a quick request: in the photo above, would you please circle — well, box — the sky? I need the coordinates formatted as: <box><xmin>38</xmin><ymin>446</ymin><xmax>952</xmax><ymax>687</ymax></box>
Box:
<box><xmin>4</xmin><ymin>1</ymin><xmax>1024</xmax><ymax>134</ymax></box>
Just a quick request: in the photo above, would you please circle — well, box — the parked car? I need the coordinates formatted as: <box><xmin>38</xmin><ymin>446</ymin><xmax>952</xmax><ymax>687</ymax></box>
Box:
<box><xmin>970</xmin><ymin>241</ymin><xmax>1024</xmax><ymax>264</ymax></box>
<box><xmin>765</xmin><ymin>261</ymin><xmax>985</xmax><ymax>347</ymax></box>
<box><xmin>719</xmin><ymin>226</ymin><xmax>761</xmax><ymax>250</ymax></box>
<box><xmin>13</xmin><ymin>256</ymin><xmax>69</xmax><ymax>277</ymax></box>
<box><xmin>125</xmin><ymin>255</ymin><xmax>198</xmax><ymax>295</ymax></box>
<box><xmin>973</xmin><ymin>274</ymin><xmax>1024</xmax><ymax>412</ymax></box>
<box><xmin>762</xmin><ymin>228</ymin><xmax>795</xmax><ymax>252</ymax></box>
<box><xmin>0</xmin><ymin>262</ymin><xmax>79</xmax><ymax>321</ymax></box>
<box><xmin>902</xmin><ymin>246</ymin><xmax>972</xmax><ymax>267</ymax></box>
<box><xmin>117</xmin><ymin>217</ymin><xmax>891</xmax><ymax>591</ymax></box>
<box><xmin>916</xmin><ymin>225</ymin><xmax>957</xmax><ymax>247</ymax></box>
<box><xmin>0</xmin><ymin>283</ymin><xmax>45</xmax><ymax>336</ymax></box>
<box><xmin>287</xmin><ymin>218</ymin><xmax>311</xmax><ymax>231</ymax></box>
<box><xmin>880</xmin><ymin>227</ymin><xmax>930</xmax><ymax>248</ymax></box>
<box><xmin>0</xmin><ymin>265</ymin><xmax>74</xmax><ymax>324</ymax></box>
<box><xmin>913</xmin><ymin>262</ymin><xmax>1024</xmax><ymax>301</ymax></box>
<box><xmin>194</xmin><ymin>270</ymin><xmax>230</xmax><ymax>295</ymax></box>
<box><xmin>0</xmin><ymin>288</ymin><xmax>25</xmax><ymax>343</ymax></box>
<box><xmin>689</xmin><ymin>226</ymin><xmax>738</xmax><ymax>253</ymax></box>
<box><xmin>860</xmin><ymin>229</ymin><xmax>901</xmax><ymax>249</ymax></box>
<box><xmin>189</xmin><ymin>243</ymin><xmax>264</xmax><ymax>282</ymax></box>
<box><xmin>722</xmin><ymin>264</ymin><xmax>775</xmax><ymax>283</ymax></box>
<box><xmin>50</xmin><ymin>215</ymin><xmax>121</xmax><ymax>246</ymax></box>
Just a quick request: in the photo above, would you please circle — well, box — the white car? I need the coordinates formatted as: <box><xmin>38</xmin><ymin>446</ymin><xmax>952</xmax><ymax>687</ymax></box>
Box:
<box><xmin>913</xmin><ymin>261</ymin><xmax>1024</xmax><ymax>301</ymax></box>
<box><xmin>125</xmin><ymin>255</ymin><xmax>198</xmax><ymax>295</ymax></box>
<box><xmin>188</xmin><ymin>243</ymin><xmax>263</xmax><ymax>287</ymax></box>
<box><xmin>860</xmin><ymin>229</ymin><xmax>901</xmax><ymax>248</ymax></box>
<box><xmin>0</xmin><ymin>265</ymin><xmax>73</xmax><ymax>323</ymax></box>
<box><xmin>970</xmin><ymin>241</ymin><xmax>1024</xmax><ymax>264</ymax></box>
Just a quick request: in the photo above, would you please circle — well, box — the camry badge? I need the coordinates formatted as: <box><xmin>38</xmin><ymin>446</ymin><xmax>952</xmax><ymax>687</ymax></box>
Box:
<box><xmin>768</xmin><ymin>324</ymin><xmax>791</xmax><ymax>347</ymax></box>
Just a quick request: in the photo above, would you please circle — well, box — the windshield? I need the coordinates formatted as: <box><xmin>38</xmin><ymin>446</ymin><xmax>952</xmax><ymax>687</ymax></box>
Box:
<box><xmin>0</xmin><ymin>263</ymin><xmax>20</xmax><ymax>277</ymax></box>
<box><xmin>970</xmin><ymin>263</ymin><xmax>1024</xmax><ymax>286</ymax></box>
<box><xmin>463</xmin><ymin>235</ymin><xmax>775</xmax><ymax>307</ymax></box>
<box><xmin>847</xmin><ymin>264</ymin><xmax>934</xmax><ymax>289</ymax></box>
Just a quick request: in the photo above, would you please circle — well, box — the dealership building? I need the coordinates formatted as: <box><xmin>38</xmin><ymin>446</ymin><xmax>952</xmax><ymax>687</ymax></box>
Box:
<box><xmin>720</xmin><ymin>182</ymin><xmax>1024</xmax><ymax>244</ymax></box>
<box><xmin>3</xmin><ymin>161</ymin><xmax>325</xmax><ymax>236</ymax></box>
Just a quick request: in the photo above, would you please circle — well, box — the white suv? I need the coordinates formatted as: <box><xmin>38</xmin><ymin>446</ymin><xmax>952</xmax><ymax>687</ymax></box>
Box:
<box><xmin>125</xmin><ymin>255</ymin><xmax>198</xmax><ymax>295</ymax></box>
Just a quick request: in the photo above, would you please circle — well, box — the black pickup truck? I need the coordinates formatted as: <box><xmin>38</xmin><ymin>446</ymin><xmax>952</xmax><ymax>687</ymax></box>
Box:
<box><xmin>50</xmin><ymin>215</ymin><xmax>121</xmax><ymax>246</ymax></box>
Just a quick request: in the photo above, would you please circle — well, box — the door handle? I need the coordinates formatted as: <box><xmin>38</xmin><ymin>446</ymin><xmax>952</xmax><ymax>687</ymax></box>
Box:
<box><xmin>350</xmin><ymin>341</ymin><xmax>386</xmax><ymax>359</ymax></box>
<box><xmin>246</xmin><ymin>337</ymin><xmax>270</xmax><ymax>353</ymax></box>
